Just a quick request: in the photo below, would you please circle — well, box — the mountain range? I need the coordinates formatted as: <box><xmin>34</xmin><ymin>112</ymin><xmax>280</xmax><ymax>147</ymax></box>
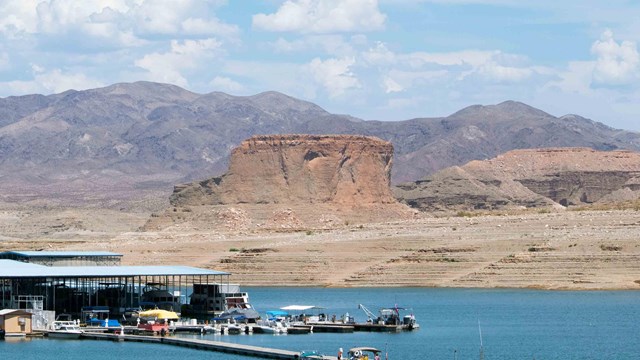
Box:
<box><xmin>0</xmin><ymin>81</ymin><xmax>638</xmax><ymax>207</ymax></box>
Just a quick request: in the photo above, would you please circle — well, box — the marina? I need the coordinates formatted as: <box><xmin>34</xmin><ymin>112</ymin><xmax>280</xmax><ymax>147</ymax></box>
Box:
<box><xmin>2</xmin><ymin>252</ymin><xmax>640</xmax><ymax>359</ymax></box>
<box><xmin>1</xmin><ymin>287</ymin><xmax>640</xmax><ymax>359</ymax></box>
<box><xmin>0</xmin><ymin>250</ymin><xmax>421</xmax><ymax>360</ymax></box>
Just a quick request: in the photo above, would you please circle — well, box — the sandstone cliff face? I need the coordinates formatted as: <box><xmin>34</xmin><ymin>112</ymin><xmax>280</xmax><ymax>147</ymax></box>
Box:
<box><xmin>395</xmin><ymin>148</ymin><xmax>640</xmax><ymax>211</ymax></box>
<box><xmin>145</xmin><ymin>135</ymin><xmax>409</xmax><ymax>231</ymax></box>
<box><xmin>171</xmin><ymin>134</ymin><xmax>396</xmax><ymax>206</ymax></box>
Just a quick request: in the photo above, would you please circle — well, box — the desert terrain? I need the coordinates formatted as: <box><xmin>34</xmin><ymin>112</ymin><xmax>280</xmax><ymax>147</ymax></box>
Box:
<box><xmin>2</xmin><ymin>135</ymin><xmax>639</xmax><ymax>291</ymax></box>
<box><xmin>1</xmin><ymin>203</ymin><xmax>639</xmax><ymax>290</ymax></box>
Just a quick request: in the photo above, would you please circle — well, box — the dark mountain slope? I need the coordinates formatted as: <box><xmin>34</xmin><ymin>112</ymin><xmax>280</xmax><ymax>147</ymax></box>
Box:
<box><xmin>0</xmin><ymin>82</ymin><xmax>638</xmax><ymax>207</ymax></box>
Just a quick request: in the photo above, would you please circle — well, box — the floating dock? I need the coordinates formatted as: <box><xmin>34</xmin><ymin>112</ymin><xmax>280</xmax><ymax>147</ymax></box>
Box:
<box><xmin>80</xmin><ymin>332</ymin><xmax>338</xmax><ymax>359</ymax></box>
<box><xmin>352</xmin><ymin>323</ymin><xmax>402</xmax><ymax>332</ymax></box>
<box><xmin>305</xmin><ymin>323</ymin><xmax>354</xmax><ymax>333</ymax></box>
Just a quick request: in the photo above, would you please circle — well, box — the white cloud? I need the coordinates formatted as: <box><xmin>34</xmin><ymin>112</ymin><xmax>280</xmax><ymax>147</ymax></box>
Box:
<box><xmin>390</xmin><ymin>49</ymin><xmax>536</xmax><ymax>85</ymax></box>
<box><xmin>477</xmin><ymin>61</ymin><xmax>533</xmax><ymax>82</ymax></box>
<box><xmin>383</xmin><ymin>76</ymin><xmax>403</xmax><ymax>93</ymax></box>
<box><xmin>181</xmin><ymin>17</ymin><xmax>239</xmax><ymax>37</ymax></box>
<box><xmin>253</xmin><ymin>0</ymin><xmax>386</xmax><ymax>34</ymax></box>
<box><xmin>35</xmin><ymin>68</ymin><xmax>104</xmax><ymax>93</ymax></box>
<box><xmin>222</xmin><ymin>60</ymin><xmax>320</xmax><ymax>99</ymax></box>
<box><xmin>545</xmin><ymin>61</ymin><xmax>594</xmax><ymax>95</ymax></box>
<box><xmin>1</xmin><ymin>67</ymin><xmax>103</xmax><ymax>95</ymax></box>
<box><xmin>210</xmin><ymin>76</ymin><xmax>244</xmax><ymax>93</ymax></box>
<box><xmin>591</xmin><ymin>29</ymin><xmax>639</xmax><ymax>86</ymax></box>
<box><xmin>0</xmin><ymin>1</ymin><xmax>237</xmax><ymax>45</ymax></box>
<box><xmin>0</xmin><ymin>0</ymin><xmax>41</xmax><ymax>36</ymax></box>
<box><xmin>362</xmin><ymin>42</ymin><xmax>396</xmax><ymax>66</ymax></box>
<box><xmin>135</xmin><ymin>39</ymin><xmax>224</xmax><ymax>87</ymax></box>
<box><xmin>402</xmin><ymin>50</ymin><xmax>496</xmax><ymax>68</ymax></box>
<box><xmin>308</xmin><ymin>57</ymin><xmax>360</xmax><ymax>97</ymax></box>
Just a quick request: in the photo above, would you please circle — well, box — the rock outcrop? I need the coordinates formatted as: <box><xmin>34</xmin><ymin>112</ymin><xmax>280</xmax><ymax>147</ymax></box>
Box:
<box><xmin>395</xmin><ymin>148</ymin><xmax>640</xmax><ymax>211</ymax></box>
<box><xmin>171</xmin><ymin>134</ymin><xmax>397</xmax><ymax>206</ymax></box>
<box><xmin>146</xmin><ymin>135</ymin><xmax>410</xmax><ymax>231</ymax></box>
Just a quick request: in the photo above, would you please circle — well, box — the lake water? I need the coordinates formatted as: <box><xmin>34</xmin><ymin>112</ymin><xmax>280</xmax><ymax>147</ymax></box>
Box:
<box><xmin>2</xmin><ymin>288</ymin><xmax>639</xmax><ymax>360</ymax></box>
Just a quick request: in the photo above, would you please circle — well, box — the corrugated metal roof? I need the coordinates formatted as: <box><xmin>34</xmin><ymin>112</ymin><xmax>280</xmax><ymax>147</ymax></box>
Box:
<box><xmin>0</xmin><ymin>251</ymin><xmax>122</xmax><ymax>257</ymax></box>
<box><xmin>0</xmin><ymin>260</ymin><xmax>229</xmax><ymax>277</ymax></box>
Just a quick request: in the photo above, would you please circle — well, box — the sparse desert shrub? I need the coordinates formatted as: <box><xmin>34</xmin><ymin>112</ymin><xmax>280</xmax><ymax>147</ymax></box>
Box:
<box><xmin>528</xmin><ymin>246</ymin><xmax>556</xmax><ymax>252</ymax></box>
<box><xmin>600</xmin><ymin>244</ymin><xmax>622</xmax><ymax>251</ymax></box>
<box><xmin>455</xmin><ymin>211</ymin><xmax>473</xmax><ymax>217</ymax></box>
<box><xmin>229</xmin><ymin>248</ymin><xmax>240</xmax><ymax>252</ymax></box>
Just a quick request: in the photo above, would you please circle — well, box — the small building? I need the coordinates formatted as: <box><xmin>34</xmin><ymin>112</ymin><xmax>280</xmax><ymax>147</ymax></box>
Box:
<box><xmin>0</xmin><ymin>309</ymin><xmax>33</xmax><ymax>336</ymax></box>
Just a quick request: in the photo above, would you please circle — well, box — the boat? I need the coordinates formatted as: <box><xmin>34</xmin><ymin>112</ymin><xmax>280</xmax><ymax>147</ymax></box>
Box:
<box><xmin>81</xmin><ymin>306</ymin><xmax>122</xmax><ymax>328</ymax></box>
<box><xmin>254</xmin><ymin>317</ymin><xmax>287</xmax><ymax>334</ymax></box>
<box><xmin>213</xmin><ymin>306</ymin><xmax>260</xmax><ymax>323</ymax></box>
<box><xmin>48</xmin><ymin>321</ymin><xmax>83</xmax><ymax>339</ymax></box>
<box><xmin>219</xmin><ymin>322</ymin><xmax>250</xmax><ymax>334</ymax></box>
<box><xmin>299</xmin><ymin>350</ymin><xmax>325</xmax><ymax>359</ymax></box>
<box><xmin>184</xmin><ymin>283</ymin><xmax>250</xmax><ymax>319</ymax></box>
<box><xmin>357</xmin><ymin>304</ymin><xmax>419</xmax><ymax>331</ymax></box>
<box><xmin>348</xmin><ymin>347</ymin><xmax>383</xmax><ymax>360</ymax></box>
<box><xmin>141</xmin><ymin>283</ymin><xmax>181</xmax><ymax>312</ymax></box>
<box><xmin>280</xmin><ymin>305</ymin><xmax>353</xmax><ymax>333</ymax></box>
<box><xmin>136</xmin><ymin>308</ymin><xmax>178</xmax><ymax>335</ymax></box>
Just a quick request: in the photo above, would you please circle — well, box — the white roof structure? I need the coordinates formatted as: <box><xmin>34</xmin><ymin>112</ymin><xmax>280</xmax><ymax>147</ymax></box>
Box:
<box><xmin>0</xmin><ymin>260</ymin><xmax>229</xmax><ymax>278</ymax></box>
<box><xmin>0</xmin><ymin>251</ymin><xmax>121</xmax><ymax>258</ymax></box>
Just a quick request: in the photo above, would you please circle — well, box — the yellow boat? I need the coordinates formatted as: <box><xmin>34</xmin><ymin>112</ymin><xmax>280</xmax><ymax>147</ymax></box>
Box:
<box><xmin>138</xmin><ymin>309</ymin><xmax>179</xmax><ymax>320</ymax></box>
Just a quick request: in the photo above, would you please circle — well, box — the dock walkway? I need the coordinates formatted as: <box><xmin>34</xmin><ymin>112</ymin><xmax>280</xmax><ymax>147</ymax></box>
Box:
<box><xmin>80</xmin><ymin>332</ymin><xmax>338</xmax><ymax>360</ymax></box>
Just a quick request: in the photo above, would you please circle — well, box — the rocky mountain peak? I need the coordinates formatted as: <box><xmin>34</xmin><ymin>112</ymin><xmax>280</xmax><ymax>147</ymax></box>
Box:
<box><xmin>449</xmin><ymin>100</ymin><xmax>553</xmax><ymax>121</ymax></box>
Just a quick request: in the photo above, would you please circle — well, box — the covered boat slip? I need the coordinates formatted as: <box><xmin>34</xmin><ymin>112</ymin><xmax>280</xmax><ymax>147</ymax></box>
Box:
<box><xmin>0</xmin><ymin>251</ymin><xmax>122</xmax><ymax>266</ymax></box>
<box><xmin>0</xmin><ymin>258</ymin><xmax>232</xmax><ymax>321</ymax></box>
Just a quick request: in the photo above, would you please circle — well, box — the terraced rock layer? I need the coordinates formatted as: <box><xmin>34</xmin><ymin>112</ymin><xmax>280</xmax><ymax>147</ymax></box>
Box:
<box><xmin>3</xmin><ymin>206</ymin><xmax>639</xmax><ymax>290</ymax></box>
<box><xmin>396</xmin><ymin>148</ymin><xmax>640</xmax><ymax>211</ymax></box>
<box><xmin>87</xmin><ymin>210</ymin><xmax>640</xmax><ymax>289</ymax></box>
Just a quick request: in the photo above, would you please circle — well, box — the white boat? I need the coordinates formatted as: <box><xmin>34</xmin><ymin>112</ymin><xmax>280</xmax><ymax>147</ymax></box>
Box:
<box><xmin>254</xmin><ymin>319</ymin><xmax>287</xmax><ymax>334</ymax></box>
<box><xmin>358</xmin><ymin>304</ymin><xmax>420</xmax><ymax>330</ymax></box>
<box><xmin>348</xmin><ymin>347</ymin><xmax>383</xmax><ymax>360</ymax></box>
<box><xmin>48</xmin><ymin>321</ymin><xmax>83</xmax><ymax>339</ymax></box>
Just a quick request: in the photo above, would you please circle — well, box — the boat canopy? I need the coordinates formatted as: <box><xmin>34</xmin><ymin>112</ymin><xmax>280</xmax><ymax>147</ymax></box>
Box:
<box><xmin>280</xmin><ymin>305</ymin><xmax>325</xmax><ymax>311</ymax></box>
<box><xmin>138</xmin><ymin>309</ymin><xmax>179</xmax><ymax>320</ymax></box>
<box><xmin>349</xmin><ymin>347</ymin><xmax>381</xmax><ymax>354</ymax></box>
<box><xmin>266</xmin><ymin>310</ymin><xmax>289</xmax><ymax>317</ymax></box>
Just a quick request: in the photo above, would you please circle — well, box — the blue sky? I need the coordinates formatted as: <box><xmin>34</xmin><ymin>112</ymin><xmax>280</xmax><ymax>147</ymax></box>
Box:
<box><xmin>0</xmin><ymin>0</ymin><xmax>639</xmax><ymax>130</ymax></box>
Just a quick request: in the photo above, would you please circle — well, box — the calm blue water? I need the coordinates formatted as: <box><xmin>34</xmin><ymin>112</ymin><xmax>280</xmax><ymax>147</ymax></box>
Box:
<box><xmin>2</xmin><ymin>288</ymin><xmax>639</xmax><ymax>360</ymax></box>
